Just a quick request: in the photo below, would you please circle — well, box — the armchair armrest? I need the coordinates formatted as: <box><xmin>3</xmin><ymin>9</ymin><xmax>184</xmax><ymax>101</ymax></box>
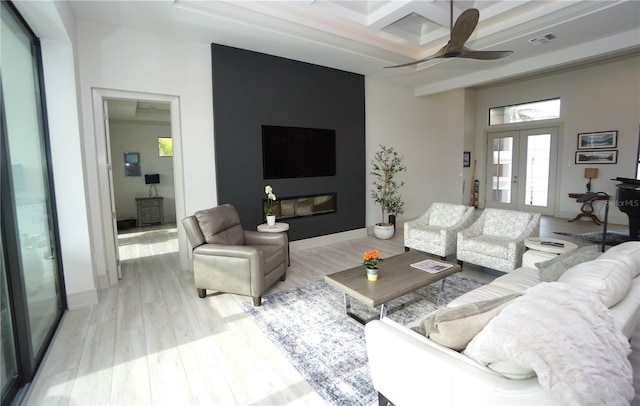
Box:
<box><xmin>516</xmin><ymin>213</ymin><xmax>541</xmax><ymax>241</ymax></box>
<box><xmin>458</xmin><ymin>215</ymin><xmax>485</xmax><ymax>241</ymax></box>
<box><xmin>244</xmin><ymin>230</ymin><xmax>287</xmax><ymax>246</ymax></box>
<box><xmin>193</xmin><ymin>243</ymin><xmax>259</xmax><ymax>259</ymax></box>
<box><xmin>414</xmin><ymin>207</ymin><xmax>434</xmax><ymax>227</ymax></box>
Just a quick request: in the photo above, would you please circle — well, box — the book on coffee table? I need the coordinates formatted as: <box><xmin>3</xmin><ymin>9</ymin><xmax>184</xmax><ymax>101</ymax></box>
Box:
<box><xmin>410</xmin><ymin>259</ymin><xmax>454</xmax><ymax>274</ymax></box>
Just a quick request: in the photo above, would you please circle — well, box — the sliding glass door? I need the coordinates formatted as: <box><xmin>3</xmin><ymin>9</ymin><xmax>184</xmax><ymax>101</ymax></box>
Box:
<box><xmin>1</xmin><ymin>2</ymin><xmax>66</xmax><ymax>403</ymax></box>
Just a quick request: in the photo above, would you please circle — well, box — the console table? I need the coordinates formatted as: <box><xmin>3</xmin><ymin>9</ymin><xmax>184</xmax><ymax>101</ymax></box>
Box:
<box><xmin>136</xmin><ymin>197</ymin><xmax>164</xmax><ymax>227</ymax></box>
<box><xmin>568</xmin><ymin>193</ymin><xmax>608</xmax><ymax>225</ymax></box>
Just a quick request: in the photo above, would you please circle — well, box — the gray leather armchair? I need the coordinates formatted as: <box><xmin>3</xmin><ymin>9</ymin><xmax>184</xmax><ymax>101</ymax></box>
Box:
<box><xmin>182</xmin><ymin>204</ymin><xmax>288</xmax><ymax>306</ymax></box>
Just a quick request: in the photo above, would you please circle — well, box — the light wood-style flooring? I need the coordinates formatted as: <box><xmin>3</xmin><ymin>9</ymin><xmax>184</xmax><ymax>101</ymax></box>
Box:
<box><xmin>25</xmin><ymin>216</ymin><xmax>639</xmax><ymax>405</ymax></box>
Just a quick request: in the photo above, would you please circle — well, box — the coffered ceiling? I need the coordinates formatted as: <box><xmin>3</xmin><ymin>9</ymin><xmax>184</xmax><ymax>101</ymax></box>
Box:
<box><xmin>69</xmin><ymin>0</ymin><xmax>640</xmax><ymax>97</ymax></box>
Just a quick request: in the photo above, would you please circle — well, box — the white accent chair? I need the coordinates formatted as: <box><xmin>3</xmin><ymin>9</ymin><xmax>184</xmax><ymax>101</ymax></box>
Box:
<box><xmin>404</xmin><ymin>203</ymin><xmax>476</xmax><ymax>259</ymax></box>
<box><xmin>457</xmin><ymin>208</ymin><xmax>541</xmax><ymax>273</ymax></box>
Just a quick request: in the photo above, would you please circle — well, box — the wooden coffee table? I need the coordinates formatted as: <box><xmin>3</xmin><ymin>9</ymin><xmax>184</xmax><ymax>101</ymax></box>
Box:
<box><xmin>324</xmin><ymin>251</ymin><xmax>461</xmax><ymax>324</ymax></box>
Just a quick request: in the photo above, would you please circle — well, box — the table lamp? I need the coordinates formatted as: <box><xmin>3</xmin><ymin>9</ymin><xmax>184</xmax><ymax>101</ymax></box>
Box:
<box><xmin>145</xmin><ymin>173</ymin><xmax>160</xmax><ymax>197</ymax></box>
<box><xmin>584</xmin><ymin>168</ymin><xmax>598</xmax><ymax>192</ymax></box>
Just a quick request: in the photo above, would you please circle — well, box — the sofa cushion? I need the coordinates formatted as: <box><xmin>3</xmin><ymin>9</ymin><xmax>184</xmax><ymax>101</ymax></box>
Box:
<box><xmin>558</xmin><ymin>258</ymin><xmax>632</xmax><ymax>307</ymax></box>
<box><xmin>460</xmin><ymin>235</ymin><xmax>511</xmax><ymax>259</ymax></box>
<box><xmin>600</xmin><ymin>241</ymin><xmax>640</xmax><ymax>278</ymax></box>
<box><xmin>418</xmin><ymin>294</ymin><xmax>519</xmax><ymax>351</ymax></box>
<box><xmin>536</xmin><ymin>245</ymin><xmax>602</xmax><ymax>282</ymax></box>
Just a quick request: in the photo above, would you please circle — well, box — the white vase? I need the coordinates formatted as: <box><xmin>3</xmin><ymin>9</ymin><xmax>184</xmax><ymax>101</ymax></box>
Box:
<box><xmin>266</xmin><ymin>215</ymin><xmax>276</xmax><ymax>226</ymax></box>
<box><xmin>373</xmin><ymin>223</ymin><xmax>394</xmax><ymax>239</ymax></box>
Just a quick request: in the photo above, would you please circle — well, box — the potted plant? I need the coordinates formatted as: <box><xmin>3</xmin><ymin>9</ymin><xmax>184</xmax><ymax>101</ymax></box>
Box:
<box><xmin>264</xmin><ymin>185</ymin><xmax>277</xmax><ymax>225</ymax></box>
<box><xmin>370</xmin><ymin>145</ymin><xmax>406</xmax><ymax>239</ymax></box>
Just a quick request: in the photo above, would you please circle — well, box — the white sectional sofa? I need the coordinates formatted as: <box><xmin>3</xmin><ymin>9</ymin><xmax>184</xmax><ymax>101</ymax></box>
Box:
<box><xmin>365</xmin><ymin>241</ymin><xmax>640</xmax><ymax>405</ymax></box>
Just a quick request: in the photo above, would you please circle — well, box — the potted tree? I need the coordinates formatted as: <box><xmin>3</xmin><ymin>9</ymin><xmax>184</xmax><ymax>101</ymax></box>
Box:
<box><xmin>370</xmin><ymin>145</ymin><xmax>406</xmax><ymax>239</ymax></box>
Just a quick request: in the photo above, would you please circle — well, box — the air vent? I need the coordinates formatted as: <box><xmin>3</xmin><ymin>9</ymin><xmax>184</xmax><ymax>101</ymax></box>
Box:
<box><xmin>528</xmin><ymin>33</ymin><xmax>557</xmax><ymax>46</ymax></box>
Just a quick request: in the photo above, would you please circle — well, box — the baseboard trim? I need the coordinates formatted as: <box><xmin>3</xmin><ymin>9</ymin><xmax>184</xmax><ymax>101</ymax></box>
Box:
<box><xmin>66</xmin><ymin>289</ymin><xmax>99</xmax><ymax>310</ymax></box>
<box><xmin>290</xmin><ymin>228</ymin><xmax>367</xmax><ymax>252</ymax></box>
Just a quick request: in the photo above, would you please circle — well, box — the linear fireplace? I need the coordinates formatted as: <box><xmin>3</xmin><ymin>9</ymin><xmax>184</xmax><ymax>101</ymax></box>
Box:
<box><xmin>263</xmin><ymin>193</ymin><xmax>337</xmax><ymax>220</ymax></box>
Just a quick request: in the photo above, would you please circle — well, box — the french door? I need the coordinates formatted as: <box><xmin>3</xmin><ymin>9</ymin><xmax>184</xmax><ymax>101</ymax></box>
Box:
<box><xmin>485</xmin><ymin>127</ymin><xmax>559</xmax><ymax>215</ymax></box>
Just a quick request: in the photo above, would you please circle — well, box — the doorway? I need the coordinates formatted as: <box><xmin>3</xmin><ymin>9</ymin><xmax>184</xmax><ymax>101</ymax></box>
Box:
<box><xmin>485</xmin><ymin>127</ymin><xmax>559</xmax><ymax>215</ymax></box>
<box><xmin>91</xmin><ymin>89</ymin><xmax>188</xmax><ymax>287</ymax></box>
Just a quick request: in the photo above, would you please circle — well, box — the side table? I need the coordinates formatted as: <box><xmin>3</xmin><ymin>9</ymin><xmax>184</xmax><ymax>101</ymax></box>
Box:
<box><xmin>257</xmin><ymin>222</ymin><xmax>290</xmax><ymax>266</ymax></box>
<box><xmin>522</xmin><ymin>237</ymin><xmax>578</xmax><ymax>268</ymax></box>
<box><xmin>568</xmin><ymin>193</ymin><xmax>608</xmax><ymax>225</ymax></box>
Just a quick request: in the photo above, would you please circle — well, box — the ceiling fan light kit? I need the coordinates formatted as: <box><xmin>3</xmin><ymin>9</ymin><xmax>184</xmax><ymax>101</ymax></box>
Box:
<box><xmin>386</xmin><ymin>3</ymin><xmax>514</xmax><ymax>69</ymax></box>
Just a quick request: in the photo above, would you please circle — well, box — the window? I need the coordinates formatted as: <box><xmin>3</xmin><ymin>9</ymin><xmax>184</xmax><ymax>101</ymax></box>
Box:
<box><xmin>158</xmin><ymin>137</ymin><xmax>173</xmax><ymax>156</ymax></box>
<box><xmin>489</xmin><ymin>98</ymin><xmax>561</xmax><ymax>126</ymax></box>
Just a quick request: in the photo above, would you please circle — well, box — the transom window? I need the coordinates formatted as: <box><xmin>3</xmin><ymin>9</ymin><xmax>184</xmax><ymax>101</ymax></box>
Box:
<box><xmin>489</xmin><ymin>98</ymin><xmax>561</xmax><ymax>126</ymax></box>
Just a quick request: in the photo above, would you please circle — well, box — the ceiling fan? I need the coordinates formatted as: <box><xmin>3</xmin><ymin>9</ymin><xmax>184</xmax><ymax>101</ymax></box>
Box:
<box><xmin>386</xmin><ymin>1</ymin><xmax>513</xmax><ymax>68</ymax></box>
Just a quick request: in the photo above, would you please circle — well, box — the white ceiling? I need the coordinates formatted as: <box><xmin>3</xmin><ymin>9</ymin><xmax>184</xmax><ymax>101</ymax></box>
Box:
<box><xmin>70</xmin><ymin>0</ymin><xmax>640</xmax><ymax>102</ymax></box>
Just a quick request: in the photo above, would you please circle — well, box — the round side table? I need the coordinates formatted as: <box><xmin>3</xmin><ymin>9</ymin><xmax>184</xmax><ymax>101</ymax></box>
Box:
<box><xmin>257</xmin><ymin>222</ymin><xmax>290</xmax><ymax>265</ymax></box>
<box><xmin>524</xmin><ymin>237</ymin><xmax>578</xmax><ymax>254</ymax></box>
<box><xmin>522</xmin><ymin>237</ymin><xmax>578</xmax><ymax>269</ymax></box>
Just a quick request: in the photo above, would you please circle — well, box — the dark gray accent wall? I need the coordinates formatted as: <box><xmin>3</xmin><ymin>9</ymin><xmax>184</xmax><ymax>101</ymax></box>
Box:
<box><xmin>211</xmin><ymin>44</ymin><xmax>366</xmax><ymax>241</ymax></box>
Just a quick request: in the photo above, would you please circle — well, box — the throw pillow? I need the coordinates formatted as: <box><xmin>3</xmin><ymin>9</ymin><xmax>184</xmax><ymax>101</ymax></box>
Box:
<box><xmin>558</xmin><ymin>258</ymin><xmax>632</xmax><ymax>307</ymax></box>
<box><xmin>535</xmin><ymin>245</ymin><xmax>602</xmax><ymax>282</ymax></box>
<box><xmin>418</xmin><ymin>294</ymin><xmax>520</xmax><ymax>351</ymax></box>
<box><xmin>599</xmin><ymin>241</ymin><xmax>640</xmax><ymax>278</ymax></box>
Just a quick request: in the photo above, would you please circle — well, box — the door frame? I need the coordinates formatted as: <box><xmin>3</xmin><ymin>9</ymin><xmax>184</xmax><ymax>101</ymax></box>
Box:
<box><xmin>482</xmin><ymin>122</ymin><xmax>563</xmax><ymax>214</ymax></box>
<box><xmin>91</xmin><ymin>88</ymin><xmax>188</xmax><ymax>286</ymax></box>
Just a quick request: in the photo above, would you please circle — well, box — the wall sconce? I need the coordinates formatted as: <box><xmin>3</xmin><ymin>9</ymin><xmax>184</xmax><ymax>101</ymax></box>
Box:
<box><xmin>145</xmin><ymin>173</ymin><xmax>160</xmax><ymax>197</ymax></box>
<box><xmin>584</xmin><ymin>168</ymin><xmax>598</xmax><ymax>192</ymax></box>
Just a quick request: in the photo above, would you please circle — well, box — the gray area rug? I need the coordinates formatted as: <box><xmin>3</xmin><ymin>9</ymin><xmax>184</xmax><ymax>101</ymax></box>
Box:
<box><xmin>554</xmin><ymin>230</ymin><xmax>630</xmax><ymax>246</ymax></box>
<box><xmin>240</xmin><ymin>273</ymin><xmax>484</xmax><ymax>406</ymax></box>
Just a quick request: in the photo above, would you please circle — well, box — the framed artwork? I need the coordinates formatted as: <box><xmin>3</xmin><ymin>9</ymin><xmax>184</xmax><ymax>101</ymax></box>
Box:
<box><xmin>463</xmin><ymin>151</ymin><xmax>471</xmax><ymax>168</ymax></box>
<box><xmin>577</xmin><ymin>130</ymin><xmax>617</xmax><ymax>150</ymax></box>
<box><xmin>124</xmin><ymin>152</ymin><xmax>141</xmax><ymax>176</ymax></box>
<box><xmin>575</xmin><ymin>150</ymin><xmax>617</xmax><ymax>164</ymax></box>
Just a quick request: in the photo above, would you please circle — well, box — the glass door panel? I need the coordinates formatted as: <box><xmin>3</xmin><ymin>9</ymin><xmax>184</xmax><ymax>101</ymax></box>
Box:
<box><xmin>524</xmin><ymin>134</ymin><xmax>551</xmax><ymax>207</ymax></box>
<box><xmin>1</xmin><ymin>3</ymin><xmax>65</xmax><ymax>403</ymax></box>
<box><xmin>3</xmin><ymin>3</ymin><xmax>63</xmax><ymax>355</ymax></box>
<box><xmin>490</xmin><ymin>135</ymin><xmax>515</xmax><ymax>204</ymax></box>
<box><xmin>486</xmin><ymin>127</ymin><xmax>558</xmax><ymax>215</ymax></box>
<box><xmin>1</xmin><ymin>239</ymin><xmax>19</xmax><ymax>401</ymax></box>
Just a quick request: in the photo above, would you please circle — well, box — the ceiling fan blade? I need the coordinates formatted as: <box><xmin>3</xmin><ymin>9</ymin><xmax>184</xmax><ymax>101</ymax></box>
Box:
<box><xmin>384</xmin><ymin>46</ymin><xmax>447</xmax><ymax>68</ymax></box>
<box><xmin>448</xmin><ymin>8</ymin><xmax>479</xmax><ymax>52</ymax></box>
<box><xmin>459</xmin><ymin>48</ymin><xmax>514</xmax><ymax>60</ymax></box>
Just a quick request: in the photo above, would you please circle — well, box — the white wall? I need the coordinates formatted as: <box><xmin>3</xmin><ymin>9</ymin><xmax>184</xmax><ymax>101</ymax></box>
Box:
<box><xmin>473</xmin><ymin>55</ymin><xmax>640</xmax><ymax>225</ymax></box>
<box><xmin>365</xmin><ymin>78</ymin><xmax>466</xmax><ymax>226</ymax></box>
<box><xmin>75</xmin><ymin>20</ymin><xmax>216</xmax><ymax>285</ymax></box>
<box><xmin>109</xmin><ymin>121</ymin><xmax>175</xmax><ymax>223</ymax></box>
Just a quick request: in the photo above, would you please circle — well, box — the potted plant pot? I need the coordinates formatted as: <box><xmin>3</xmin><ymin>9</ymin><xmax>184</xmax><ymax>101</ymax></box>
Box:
<box><xmin>366</xmin><ymin>267</ymin><xmax>379</xmax><ymax>281</ymax></box>
<box><xmin>266</xmin><ymin>215</ymin><xmax>276</xmax><ymax>226</ymax></box>
<box><xmin>374</xmin><ymin>223</ymin><xmax>394</xmax><ymax>240</ymax></box>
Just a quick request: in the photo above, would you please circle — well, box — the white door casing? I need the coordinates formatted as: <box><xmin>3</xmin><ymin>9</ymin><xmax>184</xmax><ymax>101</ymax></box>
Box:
<box><xmin>91</xmin><ymin>88</ymin><xmax>188</xmax><ymax>287</ymax></box>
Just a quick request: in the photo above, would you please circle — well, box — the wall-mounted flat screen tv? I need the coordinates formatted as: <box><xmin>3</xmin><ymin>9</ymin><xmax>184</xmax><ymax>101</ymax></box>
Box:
<box><xmin>262</xmin><ymin>125</ymin><xmax>336</xmax><ymax>179</ymax></box>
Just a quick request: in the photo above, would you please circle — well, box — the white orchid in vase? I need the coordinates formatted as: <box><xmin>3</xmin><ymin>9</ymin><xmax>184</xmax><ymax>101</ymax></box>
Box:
<box><xmin>264</xmin><ymin>185</ymin><xmax>277</xmax><ymax>217</ymax></box>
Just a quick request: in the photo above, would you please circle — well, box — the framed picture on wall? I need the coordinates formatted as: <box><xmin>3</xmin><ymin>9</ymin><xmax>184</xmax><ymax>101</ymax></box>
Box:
<box><xmin>577</xmin><ymin>130</ymin><xmax>617</xmax><ymax>150</ymax></box>
<box><xmin>124</xmin><ymin>152</ymin><xmax>141</xmax><ymax>176</ymax></box>
<box><xmin>463</xmin><ymin>151</ymin><xmax>471</xmax><ymax>168</ymax></box>
<box><xmin>575</xmin><ymin>150</ymin><xmax>617</xmax><ymax>164</ymax></box>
